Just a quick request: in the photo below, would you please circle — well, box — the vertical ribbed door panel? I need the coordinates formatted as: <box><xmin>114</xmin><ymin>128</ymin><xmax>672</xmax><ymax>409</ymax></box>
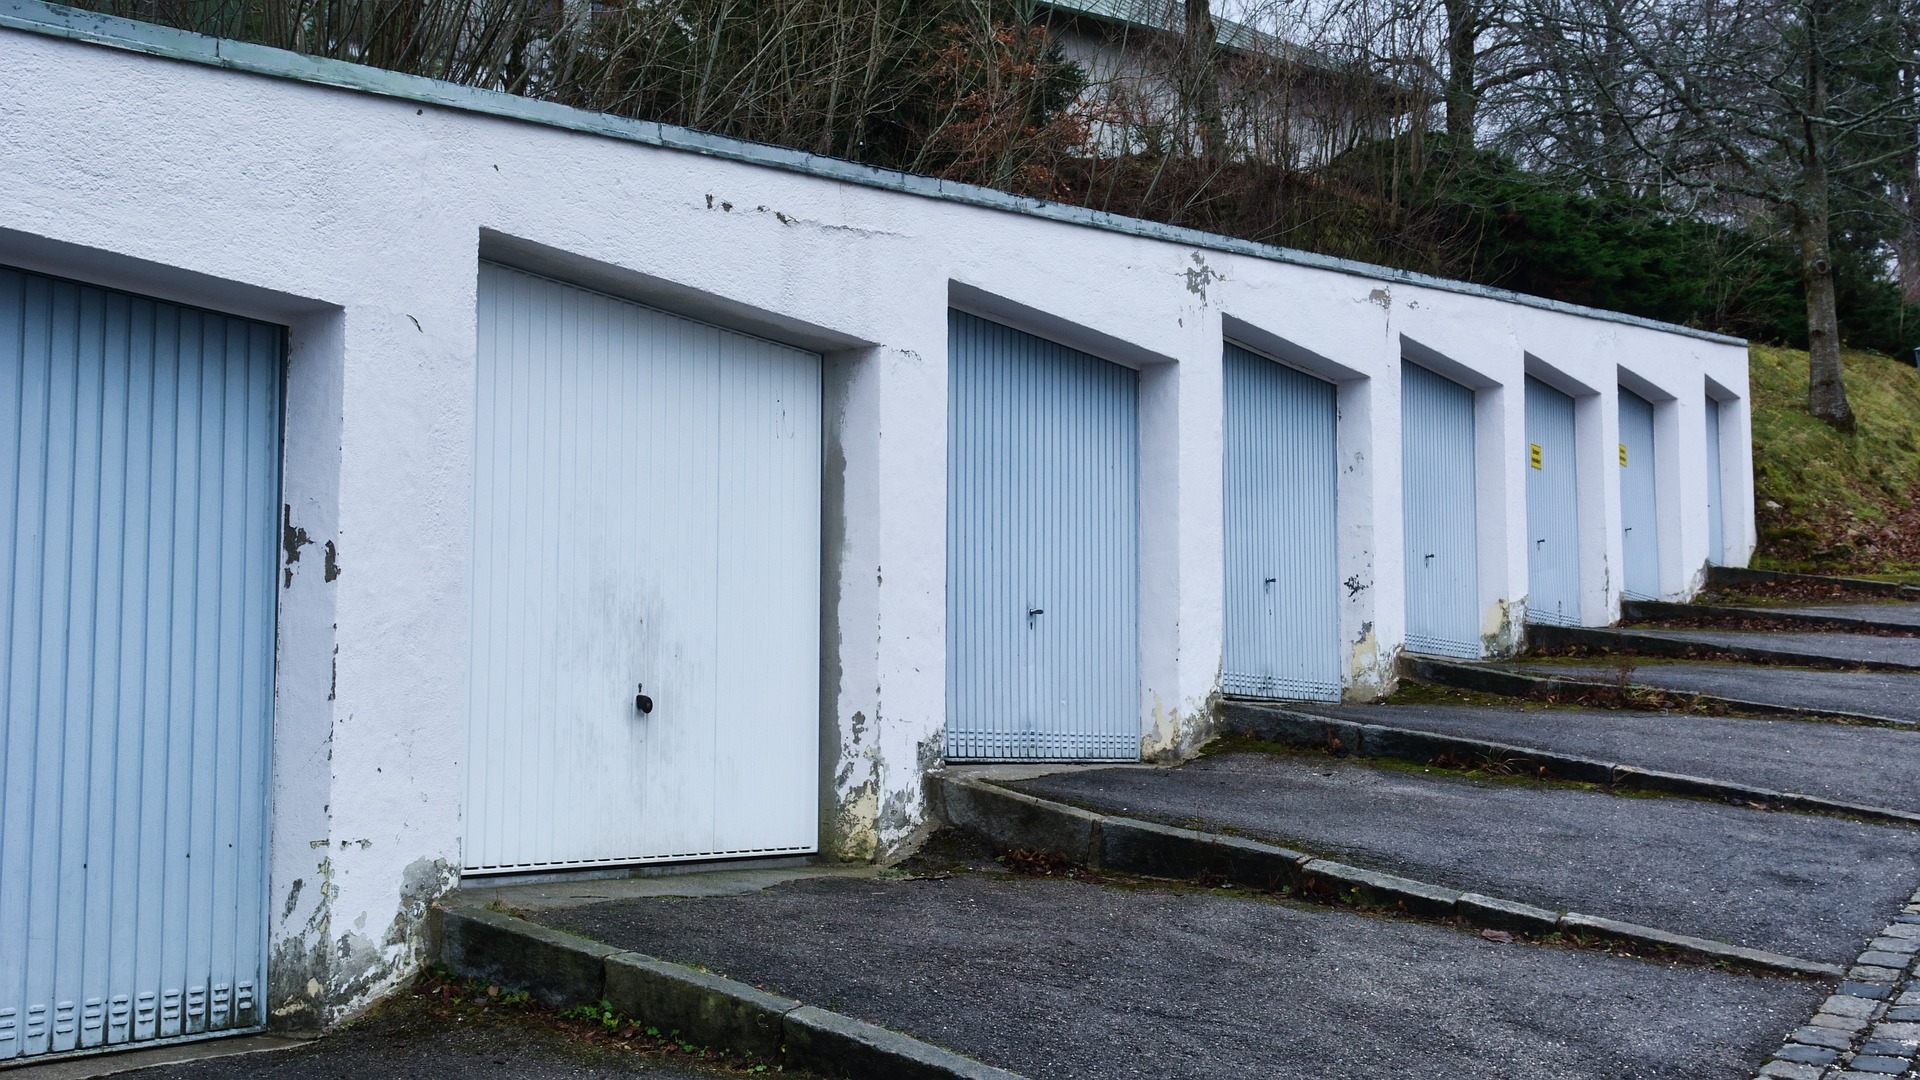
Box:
<box><xmin>0</xmin><ymin>267</ymin><xmax>280</xmax><ymax>1062</ymax></box>
<box><xmin>946</xmin><ymin>312</ymin><xmax>1139</xmax><ymax>761</ymax></box>
<box><xmin>1221</xmin><ymin>344</ymin><xmax>1340</xmax><ymax>700</ymax></box>
<box><xmin>1705</xmin><ymin>397</ymin><xmax>1725</xmax><ymax>565</ymax></box>
<box><xmin>1400</xmin><ymin>363</ymin><xmax>1482</xmax><ymax>657</ymax></box>
<box><xmin>467</xmin><ymin>264</ymin><xmax>820</xmax><ymax>872</ymax></box>
<box><xmin>1619</xmin><ymin>390</ymin><xmax>1661</xmax><ymax>599</ymax></box>
<box><xmin>1523</xmin><ymin>377</ymin><xmax>1581</xmax><ymax>626</ymax></box>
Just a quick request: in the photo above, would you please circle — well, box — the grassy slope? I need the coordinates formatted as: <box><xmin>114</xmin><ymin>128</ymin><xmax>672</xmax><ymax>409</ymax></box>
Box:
<box><xmin>1749</xmin><ymin>344</ymin><xmax>1920</xmax><ymax>577</ymax></box>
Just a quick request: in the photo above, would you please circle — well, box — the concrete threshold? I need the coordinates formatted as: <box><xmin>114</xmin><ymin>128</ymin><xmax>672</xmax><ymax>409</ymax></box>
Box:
<box><xmin>1527</xmin><ymin>623</ymin><xmax>1920</xmax><ymax>672</ymax></box>
<box><xmin>930</xmin><ymin>773</ymin><xmax>1845</xmax><ymax>981</ymax></box>
<box><xmin>1215</xmin><ymin>700</ymin><xmax>1920</xmax><ymax>829</ymax></box>
<box><xmin>433</xmin><ymin>899</ymin><xmax>1024</xmax><ymax>1080</ymax></box>
<box><xmin>1403</xmin><ymin>655</ymin><xmax>1910</xmax><ymax>728</ymax></box>
<box><xmin>0</xmin><ymin>1035</ymin><xmax>307</xmax><ymax>1078</ymax></box>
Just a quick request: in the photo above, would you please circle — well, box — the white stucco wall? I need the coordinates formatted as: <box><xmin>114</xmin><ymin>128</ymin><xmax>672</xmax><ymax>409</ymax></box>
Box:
<box><xmin>0</xmin><ymin>1</ymin><xmax>1754</xmax><ymax>1030</ymax></box>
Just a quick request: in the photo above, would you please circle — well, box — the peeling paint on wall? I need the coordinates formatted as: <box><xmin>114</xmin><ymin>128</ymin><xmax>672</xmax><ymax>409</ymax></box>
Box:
<box><xmin>1141</xmin><ymin>690</ymin><xmax>1217</xmax><ymax>764</ymax></box>
<box><xmin>282</xmin><ymin>504</ymin><xmax>312</xmax><ymax>588</ymax></box>
<box><xmin>1345</xmin><ymin>621</ymin><xmax>1394</xmax><ymax>701</ymax></box>
<box><xmin>1183</xmin><ymin>251</ymin><xmax>1223</xmax><ymax>302</ymax></box>
<box><xmin>1479</xmin><ymin>598</ymin><xmax>1523</xmax><ymax>658</ymax></box>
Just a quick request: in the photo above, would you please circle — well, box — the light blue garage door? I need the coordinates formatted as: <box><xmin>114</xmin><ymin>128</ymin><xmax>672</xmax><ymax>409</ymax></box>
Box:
<box><xmin>1401</xmin><ymin>362</ymin><xmax>1482</xmax><ymax>657</ymax></box>
<box><xmin>1</xmin><ymin>267</ymin><xmax>280</xmax><ymax>1063</ymax></box>
<box><xmin>1619</xmin><ymin>389</ymin><xmax>1661</xmax><ymax>599</ymax></box>
<box><xmin>1524</xmin><ymin>377</ymin><xmax>1581</xmax><ymax>626</ymax></box>
<box><xmin>1705</xmin><ymin>396</ymin><xmax>1725</xmax><ymax>565</ymax></box>
<box><xmin>946</xmin><ymin>311</ymin><xmax>1138</xmax><ymax>761</ymax></box>
<box><xmin>1222</xmin><ymin>344</ymin><xmax>1340</xmax><ymax>701</ymax></box>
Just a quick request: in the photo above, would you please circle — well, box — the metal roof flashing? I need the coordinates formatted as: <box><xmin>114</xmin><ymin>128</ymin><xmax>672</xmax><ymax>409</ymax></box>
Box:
<box><xmin>0</xmin><ymin>0</ymin><xmax>1747</xmax><ymax>347</ymax></box>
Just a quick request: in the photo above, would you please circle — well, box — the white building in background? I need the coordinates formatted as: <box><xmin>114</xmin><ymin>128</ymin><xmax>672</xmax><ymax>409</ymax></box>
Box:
<box><xmin>1037</xmin><ymin>0</ymin><xmax>1405</xmax><ymax>162</ymax></box>
<box><xmin>0</xmin><ymin>0</ymin><xmax>1751</xmax><ymax>1065</ymax></box>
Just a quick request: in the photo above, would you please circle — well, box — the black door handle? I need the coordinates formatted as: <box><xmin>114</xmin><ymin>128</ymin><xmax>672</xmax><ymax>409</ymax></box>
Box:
<box><xmin>635</xmin><ymin>683</ymin><xmax>654</xmax><ymax>715</ymax></box>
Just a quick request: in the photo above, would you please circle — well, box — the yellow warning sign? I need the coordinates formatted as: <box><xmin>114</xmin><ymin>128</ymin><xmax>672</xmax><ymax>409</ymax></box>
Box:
<box><xmin>1529</xmin><ymin>443</ymin><xmax>1543</xmax><ymax>469</ymax></box>
<box><xmin>1618</xmin><ymin>443</ymin><xmax>1629</xmax><ymax>466</ymax></box>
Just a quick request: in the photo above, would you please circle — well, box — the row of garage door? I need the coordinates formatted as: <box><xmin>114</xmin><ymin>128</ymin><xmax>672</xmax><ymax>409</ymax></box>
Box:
<box><xmin>3</xmin><ymin>263</ymin><xmax>1728</xmax><ymax>1063</ymax></box>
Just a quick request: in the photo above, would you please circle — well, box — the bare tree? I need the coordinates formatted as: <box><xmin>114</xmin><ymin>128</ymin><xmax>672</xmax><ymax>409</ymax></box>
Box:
<box><xmin>1518</xmin><ymin>0</ymin><xmax>1920</xmax><ymax>429</ymax></box>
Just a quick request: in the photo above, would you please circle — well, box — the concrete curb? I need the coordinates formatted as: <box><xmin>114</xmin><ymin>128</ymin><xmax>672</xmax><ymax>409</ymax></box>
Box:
<box><xmin>1707</xmin><ymin>566</ymin><xmax>1920</xmax><ymax>598</ymax></box>
<box><xmin>1402</xmin><ymin>655</ymin><xmax>1910</xmax><ymax>728</ymax></box>
<box><xmin>1215</xmin><ymin>699</ymin><xmax>1920</xmax><ymax>829</ymax></box>
<box><xmin>1526</xmin><ymin>623</ymin><xmax>1920</xmax><ymax>673</ymax></box>
<box><xmin>931</xmin><ymin>775</ymin><xmax>1843</xmax><ymax>979</ymax></box>
<box><xmin>434</xmin><ymin>906</ymin><xmax>1026</xmax><ymax>1079</ymax></box>
<box><xmin>1624</xmin><ymin>600</ymin><xmax>1920</xmax><ymax>636</ymax></box>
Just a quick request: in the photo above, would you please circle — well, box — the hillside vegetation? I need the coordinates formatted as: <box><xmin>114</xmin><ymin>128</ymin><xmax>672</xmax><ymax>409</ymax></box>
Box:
<box><xmin>1750</xmin><ymin>345</ymin><xmax>1920</xmax><ymax>577</ymax></box>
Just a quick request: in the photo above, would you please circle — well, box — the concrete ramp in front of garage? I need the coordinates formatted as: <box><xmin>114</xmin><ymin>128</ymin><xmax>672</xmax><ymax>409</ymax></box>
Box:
<box><xmin>1529</xmin><ymin>623</ymin><xmax>1920</xmax><ymax>671</ymax></box>
<box><xmin>1005</xmin><ymin>752</ymin><xmax>1920</xmax><ymax>970</ymax></box>
<box><xmin>1271</xmin><ymin>700</ymin><xmax>1920</xmax><ymax>817</ymax></box>
<box><xmin>506</xmin><ymin>838</ymin><xmax>1822</xmax><ymax>1080</ymax></box>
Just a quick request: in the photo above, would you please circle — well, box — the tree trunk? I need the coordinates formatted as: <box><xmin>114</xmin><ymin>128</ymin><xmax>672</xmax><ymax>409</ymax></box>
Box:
<box><xmin>1797</xmin><ymin>25</ymin><xmax>1855</xmax><ymax>433</ymax></box>
<box><xmin>1184</xmin><ymin>0</ymin><xmax>1225</xmax><ymax>161</ymax></box>
<box><xmin>1899</xmin><ymin>31</ymin><xmax>1920</xmax><ymax>302</ymax></box>
<box><xmin>1898</xmin><ymin>147</ymin><xmax>1920</xmax><ymax>304</ymax></box>
<box><xmin>1799</xmin><ymin>209</ymin><xmax>1854</xmax><ymax>432</ymax></box>
<box><xmin>1442</xmin><ymin>0</ymin><xmax>1479</xmax><ymax>141</ymax></box>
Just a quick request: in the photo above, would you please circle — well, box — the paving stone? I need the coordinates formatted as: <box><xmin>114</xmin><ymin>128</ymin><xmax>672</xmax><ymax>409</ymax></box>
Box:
<box><xmin>1772</xmin><ymin>1042</ymin><xmax>1839</xmax><ymax>1065</ymax></box>
<box><xmin>1845</xmin><ymin>1055</ymin><xmax>1909</xmax><ymax>1074</ymax></box>
<box><xmin>1871</xmin><ymin>937</ymin><xmax>1920</xmax><ymax>954</ymax></box>
<box><xmin>1859</xmin><ymin>1038</ymin><xmax>1917</xmax><ymax>1055</ymax></box>
<box><xmin>1790</xmin><ymin>1026</ymin><xmax>1855</xmax><ymax>1050</ymax></box>
<box><xmin>1835</xmin><ymin>1073</ymin><xmax>1902</xmax><ymax>1080</ymax></box>
<box><xmin>1826</xmin><ymin>994</ymin><xmax>1884</xmax><ymax>1018</ymax></box>
<box><xmin>1758</xmin><ymin>1060</ymin><xmax>1825</xmax><ymax>1079</ymax></box>
<box><xmin>1873</xmin><ymin>1022</ymin><xmax>1920</xmax><ymax>1041</ymax></box>
<box><xmin>1885</xmin><ymin>1006</ymin><xmax>1920</xmax><ymax>1021</ymax></box>
<box><xmin>1883</xmin><ymin>924</ymin><xmax>1920</xmax><ymax>940</ymax></box>
<box><xmin>1842</xmin><ymin>982</ymin><xmax>1896</xmax><ymax>1000</ymax></box>
<box><xmin>1853</xmin><ymin>965</ymin><xmax>1907</xmax><ymax>982</ymax></box>
<box><xmin>1812</xmin><ymin>1012</ymin><xmax>1871</xmax><ymax>1034</ymax></box>
<box><xmin>1859</xmin><ymin>951</ymin><xmax>1914</xmax><ymax>967</ymax></box>
<box><xmin>1901</xmin><ymin>991</ymin><xmax>1920</xmax><ymax>1005</ymax></box>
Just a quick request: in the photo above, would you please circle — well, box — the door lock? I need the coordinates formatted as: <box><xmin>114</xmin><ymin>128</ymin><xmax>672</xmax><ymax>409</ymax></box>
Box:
<box><xmin>635</xmin><ymin>683</ymin><xmax>654</xmax><ymax>715</ymax></box>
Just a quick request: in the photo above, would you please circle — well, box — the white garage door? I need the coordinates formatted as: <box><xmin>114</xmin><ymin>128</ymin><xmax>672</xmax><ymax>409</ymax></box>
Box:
<box><xmin>465</xmin><ymin>264</ymin><xmax>821</xmax><ymax>873</ymax></box>
<box><xmin>1</xmin><ymin>266</ymin><xmax>280</xmax><ymax>1062</ymax></box>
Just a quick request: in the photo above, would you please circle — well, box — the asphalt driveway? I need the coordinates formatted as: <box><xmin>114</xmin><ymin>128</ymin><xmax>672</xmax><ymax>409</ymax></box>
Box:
<box><xmin>1296</xmin><ymin>701</ymin><xmax>1920</xmax><ymax>812</ymax></box>
<box><xmin>1013</xmin><ymin>751</ymin><xmax>1920</xmax><ymax>965</ymax></box>
<box><xmin>535</xmin><ymin>856</ymin><xmax>1821</xmax><ymax>1080</ymax></box>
